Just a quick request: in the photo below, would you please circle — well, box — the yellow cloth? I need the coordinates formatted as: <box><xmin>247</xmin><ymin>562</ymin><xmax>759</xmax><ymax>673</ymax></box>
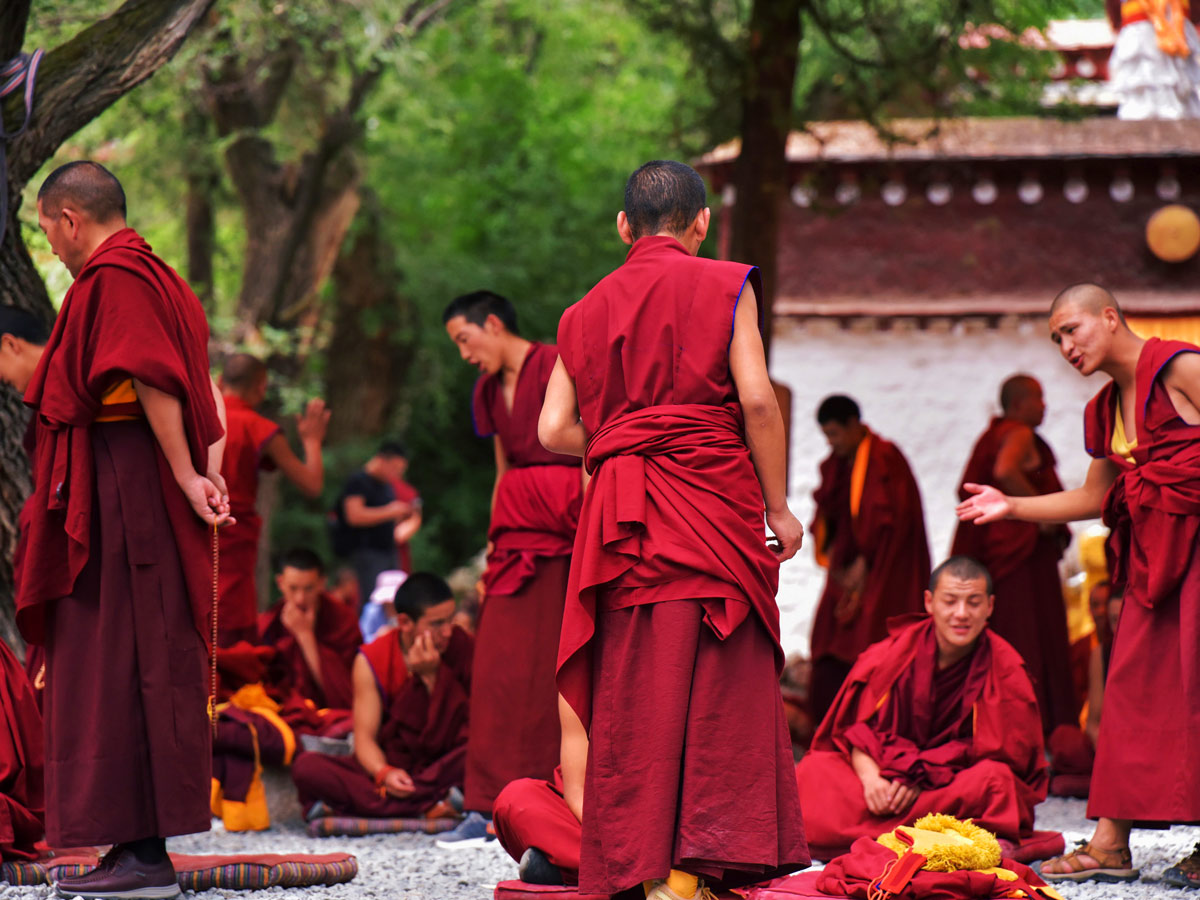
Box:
<box><xmin>209</xmin><ymin>683</ymin><xmax>298</xmax><ymax>832</ymax></box>
<box><xmin>1111</xmin><ymin>403</ymin><xmax>1138</xmax><ymax>465</ymax></box>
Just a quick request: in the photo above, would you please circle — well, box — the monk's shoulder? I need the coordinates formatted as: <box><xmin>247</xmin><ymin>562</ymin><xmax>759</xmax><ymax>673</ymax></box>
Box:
<box><xmin>981</xmin><ymin>630</ymin><xmax>1037</xmax><ymax>692</ymax></box>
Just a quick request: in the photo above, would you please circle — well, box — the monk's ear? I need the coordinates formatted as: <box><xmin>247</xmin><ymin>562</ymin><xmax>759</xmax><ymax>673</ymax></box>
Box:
<box><xmin>616</xmin><ymin>211</ymin><xmax>635</xmax><ymax>246</ymax></box>
<box><xmin>922</xmin><ymin>589</ymin><xmax>934</xmax><ymax>616</ymax></box>
<box><xmin>693</xmin><ymin>207</ymin><xmax>711</xmax><ymax>244</ymax></box>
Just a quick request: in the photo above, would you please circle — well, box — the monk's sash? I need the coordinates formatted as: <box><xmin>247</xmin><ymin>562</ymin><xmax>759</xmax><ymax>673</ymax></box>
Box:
<box><xmin>485</xmin><ymin>463</ymin><xmax>581</xmax><ymax>597</ymax></box>
<box><xmin>1104</xmin><ymin>451</ymin><xmax>1200</xmax><ymax>609</ymax></box>
<box><xmin>557</xmin><ymin>401</ymin><xmax>782</xmax><ymax>729</ymax></box>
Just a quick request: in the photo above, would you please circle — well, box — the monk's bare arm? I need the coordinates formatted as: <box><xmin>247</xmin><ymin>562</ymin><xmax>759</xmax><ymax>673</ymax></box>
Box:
<box><xmin>728</xmin><ymin>284</ymin><xmax>803</xmax><ymax>561</ymax></box>
<box><xmin>135</xmin><ymin>379</ymin><xmax>231</xmax><ymax>525</ymax></box>
<box><xmin>559</xmin><ymin>694</ymin><xmax>587</xmax><ymax>823</ymax></box>
<box><xmin>351</xmin><ymin>654</ymin><xmax>388</xmax><ymax>779</ymax></box>
<box><xmin>1161</xmin><ymin>352</ymin><xmax>1200</xmax><ymax>425</ymax></box>
<box><xmin>344</xmin><ymin>494</ymin><xmax>410</xmax><ymax>527</ymax></box>
<box><xmin>993</xmin><ymin>427</ymin><xmax>1039</xmax><ymax>496</ymax></box>
<box><xmin>538</xmin><ymin>357</ymin><xmax>587</xmax><ymax>457</ymax></box>
<box><xmin>1085</xmin><ymin>642</ymin><xmax>1105</xmax><ymax>744</ymax></box>
<box><xmin>265</xmin><ymin>398</ymin><xmax>329</xmax><ymax>498</ymax></box>
<box><xmin>958</xmin><ymin>457</ymin><xmax>1118</xmax><ymax>524</ymax></box>
<box><xmin>208</xmin><ymin>375</ymin><xmax>228</xmax><ymax>478</ymax></box>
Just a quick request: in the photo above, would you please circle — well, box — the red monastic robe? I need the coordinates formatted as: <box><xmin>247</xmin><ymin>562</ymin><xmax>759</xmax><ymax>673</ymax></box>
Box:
<box><xmin>556</xmin><ymin>236</ymin><xmax>808</xmax><ymax>894</ymax></box>
<box><xmin>494</xmin><ymin>769</ymin><xmax>582</xmax><ymax>883</ymax></box>
<box><xmin>951</xmin><ymin>418</ymin><xmax>1076</xmax><ymax>732</ymax></box>
<box><xmin>21</xmin><ymin>228</ymin><xmax>221</xmax><ymax>847</ymax></box>
<box><xmin>465</xmin><ymin>342</ymin><xmax>581</xmax><ymax>814</ymax></box>
<box><xmin>216</xmin><ymin>395</ymin><xmax>281</xmax><ymax>646</ymax></box>
<box><xmin>809</xmin><ymin>433</ymin><xmax>930</xmax><ymax>719</ymax></box>
<box><xmin>1082</xmin><ymin>337</ymin><xmax>1200</xmax><ymax>823</ymax></box>
<box><xmin>0</xmin><ymin>639</ymin><xmax>44</xmax><ymax>860</ymax></box>
<box><xmin>291</xmin><ymin>626</ymin><xmax>473</xmax><ymax>817</ymax></box>
<box><xmin>797</xmin><ymin>617</ymin><xmax>1048</xmax><ymax>860</ymax></box>
<box><xmin>257</xmin><ymin>593</ymin><xmax>362</xmax><ymax>712</ymax></box>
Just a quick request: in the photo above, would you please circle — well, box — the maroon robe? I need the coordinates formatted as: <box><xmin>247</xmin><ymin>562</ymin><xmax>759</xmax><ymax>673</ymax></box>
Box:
<box><xmin>257</xmin><ymin>593</ymin><xmax>362</xmax><ymax>712</ymax></box>
<box><xmin>809</xmin><ymin>433</ymin><xmax>930</xmax><ymax>722</ymax></box>
<box><xmin>797</xmin><ymin>617</ymin><xmax>1048</xmax><ymax>860</ymax></box>
<box><xmin>556</xmin><ymin>236</ymin><xmax>808</xmax><ymax>894</ymax></box>
<box><xmin>292</xmin><ymin>626</ymin><xmax>473</xmax><ymax>817</ymax></box>
<box><xmin>494</xmin><ymin>769</ymin><xmax>582</xmax><ymax>883</ymax></box>
<box><xmin>216</xmin><ymin>395</ymin><xmax>281</xmax><ymax>646</ymax></box>
<box><xmin>465</xmin><ymin>342</ymin><xmax>581</xmax><ymax>814</ymax></box>
<box><xmin>1081</xmin><ymin>337</ymin><xmax>1200</xmax><ymax>823</ymax></box>
<box><xmin>951</xmin><ymin>417</ymin><xmax>1076</xmax><ymax>732</ymax></box>
<box><xmin>20</xmin><ymin>228</ymin><xmax>220</xmax><ymax>847</ymax></box>
<box><xmin>0</xmin><ymin>639</ymin><xmax>44</xmax><ymax>860</ymax></box>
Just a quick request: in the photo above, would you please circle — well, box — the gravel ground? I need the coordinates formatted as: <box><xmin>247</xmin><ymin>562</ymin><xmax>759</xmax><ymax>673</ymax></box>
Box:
<box><xmin>2</xmin><ymin>777</ymin><xmax>1196</xmax><ymax>900</ymax></box>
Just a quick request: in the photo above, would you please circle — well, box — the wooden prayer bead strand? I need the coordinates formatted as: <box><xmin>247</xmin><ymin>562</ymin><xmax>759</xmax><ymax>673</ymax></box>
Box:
<box><xmin>211</xmin><ymin>522</ymin><xmax>219</xmax><ymax>737</ymax></box>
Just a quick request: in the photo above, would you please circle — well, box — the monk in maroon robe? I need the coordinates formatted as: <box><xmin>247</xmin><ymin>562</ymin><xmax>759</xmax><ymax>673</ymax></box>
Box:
<box><xmin>959</xmin><ymin>283</ymin><xmax>1200</xmax><ymax>886</ymax></box>
<box><xmin>0</xmin><ymin>636</ymin><xmax>45</xmax><ymax>861</ymax></box>
<box><xmin>810</xmin><ymin>395</ymin><xmax>930</xmax><ymax>724</ymax></box>
<box><xmin>217</xmin><ymin>354</ymin><xmax>328</xmax><ymax>646</ymax></box>
<box><xmin>292</xmin><ymin>573</ymin><xmax>472</xmax><ymax>818</ymax></box>
<box><xmin>23</xmin><ymin>162</ymin><xmax>229</xmax><ymax>897</ymax></box>
<box><xmin>797</xmin><ymin>556</ymin><xmax>1048</xmax><ymax>860</ymax></box>
<box><xmin>951</xmin><ymin>375</ymin><xmax>1076</xmax><ymax>733</ymax></box>
<box><xmin>442</xmin><ymin>291</ymin><xmax>582</xmax><ymax>825</ymax></box>
<box><xmin>540</xmin><ymin>160</ymin><xmax>808</xmax><ymax>899</ymax></box>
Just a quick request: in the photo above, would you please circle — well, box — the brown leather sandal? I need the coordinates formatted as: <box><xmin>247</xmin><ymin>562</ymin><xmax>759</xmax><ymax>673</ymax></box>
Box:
<box><xmin>1039</xmin><ymin>841</ymin><xmax>1139</xmax><ymax>883</ymax></box>
<box><xmin>1164</xmin><ymin>842</ymin><xmax>1200</xmax><ymax>888</ymax></box>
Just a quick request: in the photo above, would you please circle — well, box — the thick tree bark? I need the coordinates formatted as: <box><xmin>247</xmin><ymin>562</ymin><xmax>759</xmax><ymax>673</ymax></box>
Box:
<box><xmin>0</xmin><ymin>0</ymin><xmax>217</xmax><ymax>650</ymax></box>
<box><xmin>183</xmin><ymin>102</ymin><xmax>218</xmax><ymax>309</ymax></box>
<box><xmin>727</xmin><ymin>0</ymin><xmax>803</xmax><ymax>362</ymax></box>
<box><xmin>324</xmin><ymin>194</ymin><xmax>417</xmax><ymax>442</ymax></box>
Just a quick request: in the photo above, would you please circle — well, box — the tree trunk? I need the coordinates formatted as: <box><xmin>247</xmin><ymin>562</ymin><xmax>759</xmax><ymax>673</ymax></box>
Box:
<box><xmin>727</xmin><ymin>0</ymin><xmax>803</xmax><ymax>362</ymax></box>
<box><xmin>0</xmin><ymin>0</ymin><xmax>217</xmax><ymax>649</ymax></box>
<box><xmin>183</xmin><ymin>102</ymin><xmax>218</xmax><ymax>309</ymax></box>
<box><xmin>325</xmin><ymin>193</ymin><xmax>417</xmax><ymax>442</ymax></box>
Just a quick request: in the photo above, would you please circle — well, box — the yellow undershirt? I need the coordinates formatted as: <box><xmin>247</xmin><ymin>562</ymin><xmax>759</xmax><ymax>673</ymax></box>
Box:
<box><xmin>1112</xmin><ymin>400</ymin><xmax>1138</xmax><ymax>465</ymax></box>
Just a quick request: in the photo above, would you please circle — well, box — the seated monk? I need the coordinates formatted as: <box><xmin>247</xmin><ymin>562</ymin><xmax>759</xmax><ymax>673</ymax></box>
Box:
<box><xmin>493</xmin><ymin>696</ymin><xmax>588</xmax><ymax>885</ymax></box>
<box><xmin>0</xmin><ymin>637</ymin><xmax>45</xmax><ymax>860</ymax></box>
<box><xmin>291</xmin><ymin>572</ymin><xmax>472</xmax><ymax>818</ymax></box>
<box><xmin>796</xmin><ymin>555</ymin><xmax>1048</xmax><ymax>861</ymax></box>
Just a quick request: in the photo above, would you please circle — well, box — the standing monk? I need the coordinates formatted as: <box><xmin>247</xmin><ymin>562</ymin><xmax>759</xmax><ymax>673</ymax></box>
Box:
<box><xmin>23</xmin><ymin>162</ymin><xmax>229</xmax><ymax>899</ymax></box>
<box><xmin>809</xmin><ymin>395</ymin><xmax>930</xmax><ymax>724</ymax></box>
<box><xmin>539</xmin><ymin>160</ymin><xmax>808</xmax><ymax>899</ymax></box>
<box><xmin>951</xmin><ymin>375</ymin><xmax>1076</xmax><ymax>732</ymax></box>
<box><xmin>217</xmin><ymin>354</ymin><xmax>329</xmax><ymax>646</ymax></box>
<box><xmin>959</xmin><ymin>283</ymin><xmax>1200</xmax><ymax>886</ymax></box>
<box><xmin>440</xmin><ymin>291</ymin><xmax>582</xmax><ymax>842</ymax></box>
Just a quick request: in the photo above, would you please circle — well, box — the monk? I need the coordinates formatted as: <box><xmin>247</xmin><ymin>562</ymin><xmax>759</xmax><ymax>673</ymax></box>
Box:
<box><xmin>809</xmin><ymin>394</ymin><xmax>930</xmax><ymax>724</ymax></box>
<box><xmin>23</xmin><ymin>161</ymin><xmax>229</xmax><ymax>898</ymax></box>
<box><xmin>441</xmin><ymin>290</ymin><xmax>582</xmax><ymax>840</ymax></box>
<box><xmin>796</xmin><ymin>556</ymin><xmax>1048</xmax><ymax>860</ymax></box>
<box><xmin>958</xmin><ymin>283</ymin><xmax>1200</xmax><ymax>886</ymax></box>
<box><xmin>539</xmin><ymin>160</ymin><xmax>808</xmax><ymax>899</ymax></box>
<box><xmin>216</xmin><ymin>354</ymin><xmax>329</xmax><ymax>646</ymax></box>
<box><xmin>951</xmin><ymin>375</ymin><xmax>1076</xmax><ymax>732</ymax></box>
<box><xmin>493</xmin><ymin>697</ymin><xmax>589</xmax><ymax>885</ymax></box>
<box><xmin>0</xmin><ymin>637</ymin><xmax>45</xmax><ymax>861</ymax></box>
<box><xmin>291</xmin><ymin>572</ymin><xmax>472</xmax><ymax>819</ymax></box>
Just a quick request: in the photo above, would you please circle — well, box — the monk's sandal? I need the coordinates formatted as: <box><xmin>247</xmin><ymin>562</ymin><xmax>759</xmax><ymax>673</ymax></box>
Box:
<box><xmin>1163</xmin><ymin>843</ymin><xmax>1200</xmax><ymax>889</ymax></box>
<box><xmin>1039</xmin><ymin>841</ymin><xmax>1139</xmax><ymax>883</ymax></box>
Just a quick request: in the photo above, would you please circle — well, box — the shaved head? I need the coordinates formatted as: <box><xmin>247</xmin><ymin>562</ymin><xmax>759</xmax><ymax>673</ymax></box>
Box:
<box><xmin>1000</xmin><ymin>374</ymin><xmax>1040</xmax><ymax>414</ymax></box>
<box><xmin>1050</xmin><ymin>282</ymin><xmax>1125</xmax><ymax>324</ymax></box>
<box><xmin>37</xmin><ymin>161</ymin><xmax>126</xmax><ymax>224</ymax></box>
<box><xmin>221</xmin><ymin>353</ymin><xmax>268</xmax><ymax>391</ymax></box>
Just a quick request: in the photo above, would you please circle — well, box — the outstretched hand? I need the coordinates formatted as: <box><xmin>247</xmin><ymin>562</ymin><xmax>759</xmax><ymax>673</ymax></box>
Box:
<box><xmin>766</xmin><ymin>507</ymin><xmax>804</xmax><ymax>562</ymax></box>
<box><xmin>180</xmin><ymin>472</ymin><xmax>234</xmax><ymax>526</ymax></box>
<box><xmin>297</xmin><ymin>397</ymin><xmax>330</xmax><ymax>444</ymax></box>
<box><xmin>955</xmin><ymin>483</ymin><xmax>1011</xmax><ymax>525</ymax></box>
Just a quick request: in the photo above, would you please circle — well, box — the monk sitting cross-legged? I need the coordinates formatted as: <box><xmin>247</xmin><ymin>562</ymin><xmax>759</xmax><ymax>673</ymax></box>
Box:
<box><xmin>291</xmin><ymin>572</ymin><xmax>472</xmax><ymax>819</ymax></box>
<box><xmin>796</xmin><ymin>556</ymin><xmax>1049</xmax><ymax>861</ymax></box>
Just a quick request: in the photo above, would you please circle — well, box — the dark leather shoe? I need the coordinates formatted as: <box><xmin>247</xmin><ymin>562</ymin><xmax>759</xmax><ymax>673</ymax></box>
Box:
<box><xmin>519</xmin><ymin>847</ymin><xmax>565</xmax><ymax>886</ymax></box>
<box><xmin>54</xmin><ymin>847</ymin><xmax>179</xmax><ymax>899</ymax></box>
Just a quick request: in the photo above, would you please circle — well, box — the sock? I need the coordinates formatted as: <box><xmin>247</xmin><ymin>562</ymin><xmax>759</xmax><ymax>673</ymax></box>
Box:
<box><xmin>667</xmin><ymin>870</ymin><xmax>698</xmax><ymax>899</ymax></box>
<box><xmin>125</xmin><ymin>836</ymin><xmax>168</xmax><ymax>865</ymax></box>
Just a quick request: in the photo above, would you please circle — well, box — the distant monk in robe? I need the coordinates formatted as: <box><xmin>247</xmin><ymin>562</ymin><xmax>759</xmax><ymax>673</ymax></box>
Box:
<box><xmin>216</xmin><ymin>354</ymin><xmax>329</xmax><ymax>646</ymax></box>
<box><xmin>23</xmin><ymin>162</ymin><xmax>230</xmax><ymax>898</ymax></box>
<box><xmin>441</xmin><ymin>291</ymin><xmax>582</xmax><ymax>839</ymax></box>
<box><xmin>291</xmin><ymin>573</ymin><xmax>472</xmax><ymax>819</ymax></box>
<box><xmin>809</xmin><ymin>394</ymin><xmax>930</xmax><ymax>724</ymax></box>
<box><xmin>951</xmin><ymin>375</ymin><xmax>1076</xmax><ymax>732</ymax></box>
<box><xmin>796</xmin><ymin>556</ymin><xmax>1048</xmax><ymax>861</ymax></box>
<box><xmin>959</xmin><ymin>283</ymin><xmax>1200</xmax><ymax>886</ymax></box>
<box><xmin>540</xmin><ymin>160</ymin><xmax>808</xmax><ymax>899</ymax></box>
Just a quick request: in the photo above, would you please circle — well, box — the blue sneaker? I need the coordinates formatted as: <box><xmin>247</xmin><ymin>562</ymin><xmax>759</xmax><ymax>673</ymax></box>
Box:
<box><xmin>435</xmin><ymin>811</ymin><xmax>495</xmax><ymax>849</ymax></box>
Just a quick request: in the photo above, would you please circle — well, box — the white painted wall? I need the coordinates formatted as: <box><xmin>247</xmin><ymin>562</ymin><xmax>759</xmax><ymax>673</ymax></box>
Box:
<box><xmin>770</xmin><ymin>317</ymin><xmax>1104</xmax><ymax>657</ymax></box>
